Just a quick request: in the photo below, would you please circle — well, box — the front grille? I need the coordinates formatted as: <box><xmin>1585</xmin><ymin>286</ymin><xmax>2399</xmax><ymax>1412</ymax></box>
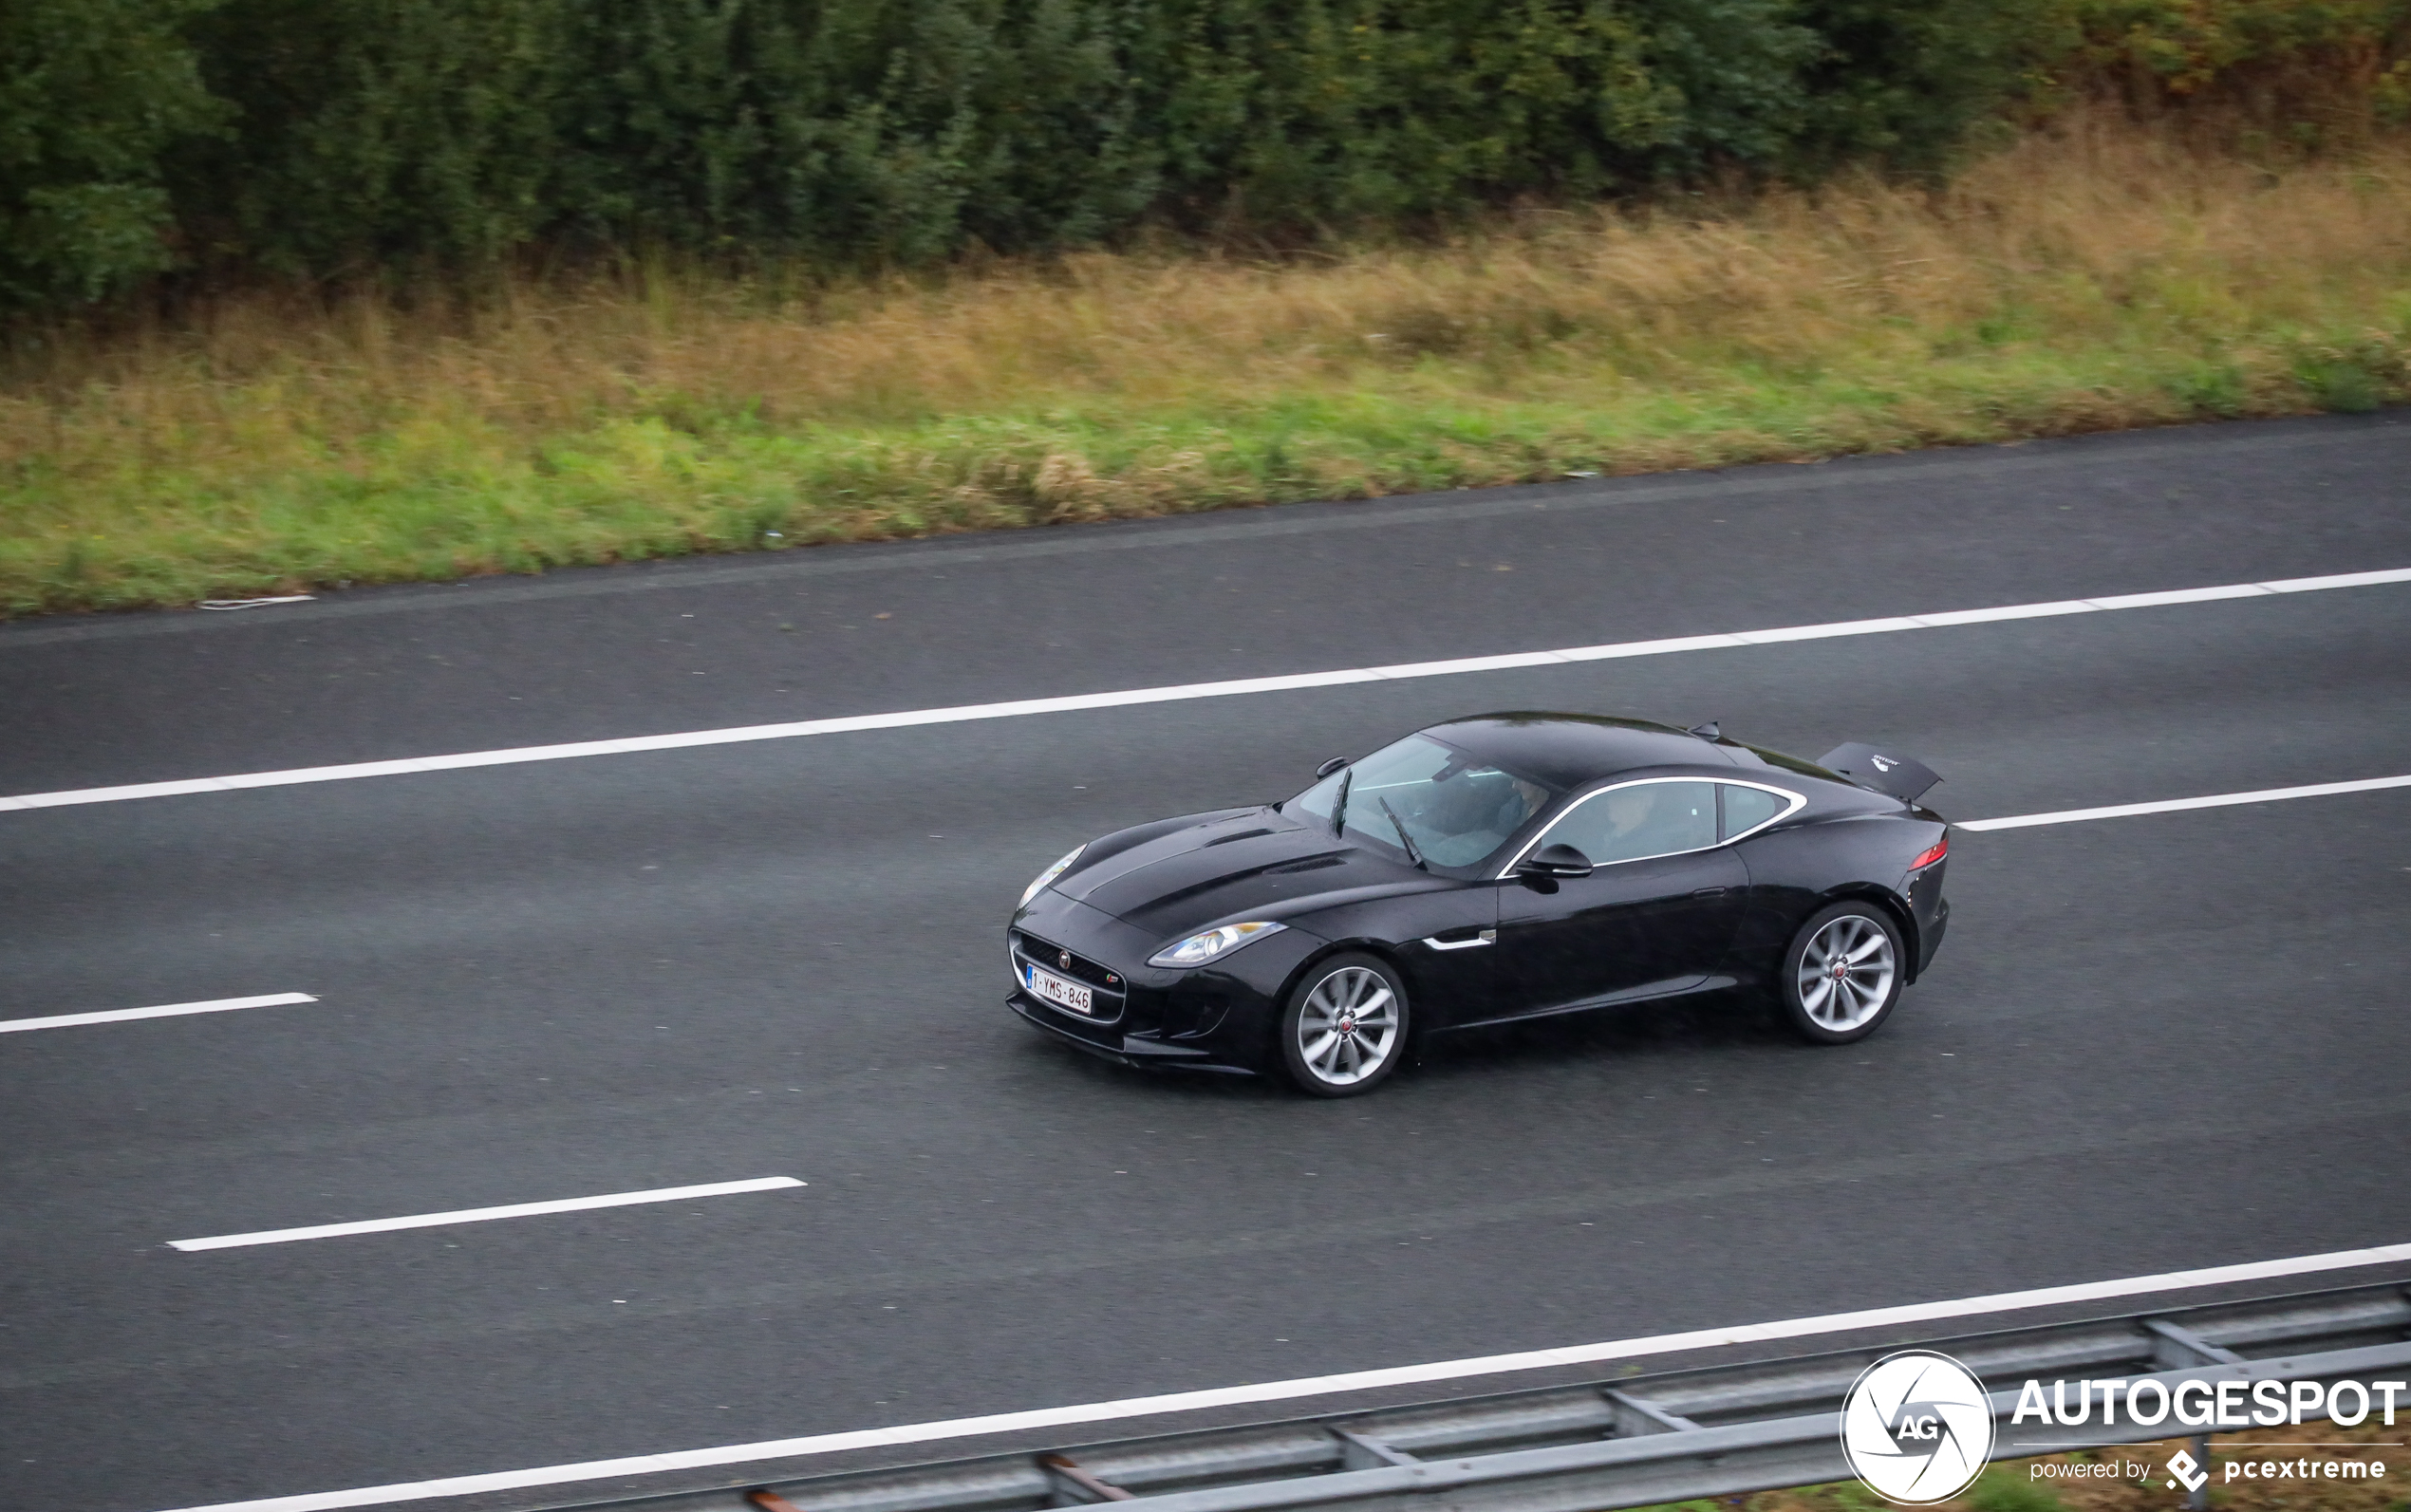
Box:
<box><xmin>1013</xmin><ymin>932</ymin><xmax>1126</xmax><ymax>993</ymax></box>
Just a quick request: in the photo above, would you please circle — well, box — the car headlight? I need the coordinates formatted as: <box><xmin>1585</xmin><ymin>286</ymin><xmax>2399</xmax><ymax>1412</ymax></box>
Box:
<box><xmin>1147</xmin><ymin>921</ymin><xmax>1287</xmax><ymax>968</ymax></box>
<box><xmin>1018</xmin><ymin>845</ymin><xmax>1086</xmax><ymax>908</ymax></box>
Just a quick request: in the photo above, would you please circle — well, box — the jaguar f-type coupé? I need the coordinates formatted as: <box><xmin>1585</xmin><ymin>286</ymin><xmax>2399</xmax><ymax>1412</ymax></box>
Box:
<box><xmin>1006</xmin><ymin>714</ymin><xmax>1950</xmax><ymax>1096</ymax></box>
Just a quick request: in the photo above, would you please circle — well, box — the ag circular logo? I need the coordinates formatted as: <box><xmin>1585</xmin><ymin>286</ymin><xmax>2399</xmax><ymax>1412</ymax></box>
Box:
<box><xmin>1839</xmin><ymin>1350</ymin><xmax>1995</xmax><ymax>1504</ymax></box>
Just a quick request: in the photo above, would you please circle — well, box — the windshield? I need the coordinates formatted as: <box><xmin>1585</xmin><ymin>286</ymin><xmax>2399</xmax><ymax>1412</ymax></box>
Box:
<box><xmin>1291</xmin><ymin>735</ymin><xmax>1556</xmax><ymax>869</ymax></box>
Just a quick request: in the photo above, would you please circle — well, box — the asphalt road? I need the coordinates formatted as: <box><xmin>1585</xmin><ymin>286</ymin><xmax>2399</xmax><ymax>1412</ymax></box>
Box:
<box><xmin>4</xmin><ymin>413</ymin><xmax>2409</xmax><ymax>1512</ymax></box>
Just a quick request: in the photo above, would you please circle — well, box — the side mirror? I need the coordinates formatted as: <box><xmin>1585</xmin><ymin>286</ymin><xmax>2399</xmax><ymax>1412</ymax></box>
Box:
<box><xmin>1315</xmin><ymin>756</ymin><xmax>1351</xmax><ymax>779</ymax></box>
<box><xmin>1516</xmin><ymin>842</ymin><xmax>1594</xmax><ymax>880</ymax></box>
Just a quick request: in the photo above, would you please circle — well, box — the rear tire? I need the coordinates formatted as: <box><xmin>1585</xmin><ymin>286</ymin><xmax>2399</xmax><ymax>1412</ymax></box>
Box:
<box><xmin>1775</xmin><ymin>902</ymin><xmax>1904</xmax><ymax>1044</ymax></box>
<box><xmin>1278</xmin><ymin>954</ymin><xmax>1410</xmax><ymax>1097</ymax></box>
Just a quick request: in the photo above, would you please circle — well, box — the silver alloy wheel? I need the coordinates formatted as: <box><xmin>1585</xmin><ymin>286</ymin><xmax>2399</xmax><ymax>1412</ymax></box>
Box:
<box><xmin>1795</xmin><ymin>913</ymin><xmax>1897</xmax><ymax>1032</ymax></box>
<box><xmin>1295</xmin><ymin>966</ymin><xmax>1400</xmax><ymax>1086</ymax></box>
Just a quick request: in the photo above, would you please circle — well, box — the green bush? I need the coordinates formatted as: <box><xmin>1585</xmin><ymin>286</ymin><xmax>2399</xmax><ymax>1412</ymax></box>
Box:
<box><xmin>547</xmin><ymin>0</ymin><xmax>1156</xmax><ymax>264</ymax></box>
<box><xmin>1133</xmin><ymin>0</ymin><xmax>1822</xmax><ymax>228</ymax></box>
<box><xmin>12</xmin><ymin>0</ymin><xmax>2030</xmax><ymax>303</ymax></box>
<box><xmin>6</xmin><ymin>0</ymin><xmax>2406</xmax><ymax>315</ymax></box>
<box><xmin>0</xmin><ymin>0</ymin><xmax>225</xmax><ymax>307</ymax></box>
<box><xmin>1785</xmin><ymin>0</ymin><xmax>2029</xmax><ymax>173</ymax></box>
<box><xmin>176</xmin><ymin>0</ymin><xmax>563</xmax><ymax>272</ymax></box>
<box><xmin>2027</xmin><ymin>0</ymin><xmax>2411</xmax><ymax>142</ymax></box>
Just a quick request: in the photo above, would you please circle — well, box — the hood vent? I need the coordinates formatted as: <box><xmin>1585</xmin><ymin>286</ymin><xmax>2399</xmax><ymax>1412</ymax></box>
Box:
<box><xmin>1262</xmin><ymin>855</ymin><xmax>1348</xmax><ymax>875</ymax></box>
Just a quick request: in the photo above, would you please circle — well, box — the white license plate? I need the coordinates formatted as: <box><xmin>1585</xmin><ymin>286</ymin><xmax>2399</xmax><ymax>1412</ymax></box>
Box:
<box><xmin>1025</xmin><ymin>963</ymin><xmax>1094</xmax><ymax>1016</ymax></box>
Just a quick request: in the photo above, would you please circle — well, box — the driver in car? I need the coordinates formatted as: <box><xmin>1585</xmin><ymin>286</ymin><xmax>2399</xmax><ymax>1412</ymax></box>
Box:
<box><xmin>1592</xmin><ymin>783</ymin><xmax>1700</xmax><ymax>861</ymax></box>
<box><xmin>1413</xmin><ymin>769</ymin><xmax>1552</xmax><ymax>866</ymax></box>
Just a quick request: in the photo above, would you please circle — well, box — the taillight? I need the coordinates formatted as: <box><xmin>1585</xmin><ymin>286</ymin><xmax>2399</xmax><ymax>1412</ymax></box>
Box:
<box><xmin>1909</xmin><ymin>835</ymin><xmax>1949</xmax><ymax>870</ymax></box>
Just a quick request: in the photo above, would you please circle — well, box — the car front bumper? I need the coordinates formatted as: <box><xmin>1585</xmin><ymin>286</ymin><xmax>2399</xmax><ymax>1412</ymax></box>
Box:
<box><xmin>1005</xmin><ymin>890</ymin><xmax>1324</xmax><ymax>1076</ymax></box>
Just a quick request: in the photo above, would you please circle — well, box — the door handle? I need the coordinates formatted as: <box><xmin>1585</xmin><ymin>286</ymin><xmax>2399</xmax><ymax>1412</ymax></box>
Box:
<box><xmin>1691</xmin><ymin>887</ymin><xmax>1730</xmax><ymax>898</ymax></box>
<box><xmin>1422</xmin><ymin>929</ymin><xmax>1497</xmax><ymax>951</ymax></box>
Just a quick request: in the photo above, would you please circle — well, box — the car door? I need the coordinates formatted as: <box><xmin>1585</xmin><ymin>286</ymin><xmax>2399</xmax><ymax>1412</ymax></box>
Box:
<box><xmin>1487</xmin><ymin>778</ymin><xmax>1748</xmax><ymax>1020</ymax></box>
<box><xmin>1364</xmin><ymin>881</ymin><xmax>1505</xmax><ymax>1030</ymax></box>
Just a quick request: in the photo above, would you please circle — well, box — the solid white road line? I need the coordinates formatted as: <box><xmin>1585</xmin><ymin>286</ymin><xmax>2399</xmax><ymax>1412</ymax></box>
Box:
<box><xmin>10</xmin><ymin>566</ymin><xmax>2408</xmax><ymax>813</ymax></box>
<box><xmin>0</xmin><ymin>992</ymin><xmax>316</xmax><ymax>1036</ymax></box>
<box><xmin>1962</xmin><ymin>774</ymin><xmax>2411</xmax><ymax>831</ymax></box>
<box><xmin>166</xmin><ymin>1177</ymin><xmax>804</xmax><ymax>1253</ymax></box>
<box><xmin>158</xmin><ymin>1241</ymin><xmax>2411</xmax><ymax>1512</ymax></box>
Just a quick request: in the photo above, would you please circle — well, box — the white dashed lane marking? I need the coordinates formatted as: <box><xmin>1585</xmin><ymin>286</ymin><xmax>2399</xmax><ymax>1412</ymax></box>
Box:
<box><xmin>166</xmin><ymin>1177</ymin><xmax>806</xmax><ymax>1253</ymax></box>
<box><xmin>0</xmin><ymin>992</ymin><xmax>317</xmax><ymax>1035</ymax></box>
<box><xmin>1960</xmin><ymin>774</ymin><xmax>2411</xmax><ymax>831</ymax></box>
<box><xmin>5</xmin><ymin>567</ymin><xmax>2404</xmax><ymax>813</ymax></box>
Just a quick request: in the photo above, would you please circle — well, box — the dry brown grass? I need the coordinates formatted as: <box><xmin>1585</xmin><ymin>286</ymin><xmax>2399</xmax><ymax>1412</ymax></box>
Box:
<box><xmin>4</xmin><ymin>114</ymin><xmax>2407</xmax><ymax>615</ymax></box>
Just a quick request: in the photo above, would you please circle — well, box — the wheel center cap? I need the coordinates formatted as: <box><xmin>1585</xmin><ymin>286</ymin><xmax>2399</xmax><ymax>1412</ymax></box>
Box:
<box><xmin>1337</xmin><ymin>1016</ymin><xmax>1356</xmax><ymax>1036</ymax></box>
<box><xmin>1832</xmin><ymin>961</ymin><xmax>1851</xmax><ymax>980</ymax></box>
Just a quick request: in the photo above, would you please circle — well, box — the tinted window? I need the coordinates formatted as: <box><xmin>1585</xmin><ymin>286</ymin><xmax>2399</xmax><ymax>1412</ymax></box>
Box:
<box><xmin>1291</xmin><ymin>734</ymin><xmax>1556</xmax><ymax>869</ymax></box>
<box><xmin>1543</xmin><ymin>780</ymin><xmax>1717</xmax><ymax>866</ymax></box>
<box><xmin>1721</xmin><ymin>784</ymin><xmax>1785</xmax><ymax>839</ymax></box>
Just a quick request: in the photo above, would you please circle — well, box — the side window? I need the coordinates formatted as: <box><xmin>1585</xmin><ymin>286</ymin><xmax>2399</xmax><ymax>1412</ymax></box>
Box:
<box><xmin>1545</xmin><ymin>780</ymin><xmax>1718</xmax><ymax>866</ymax></box>
<box><xmin>1720</xmin><ymin>784</ymin><xmax>1786</xmax><ymax>840</ymax></box>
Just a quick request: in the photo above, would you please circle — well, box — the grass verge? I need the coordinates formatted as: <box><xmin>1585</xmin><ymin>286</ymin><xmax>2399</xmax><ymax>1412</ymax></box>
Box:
<box><xmin>4</xmin><ymin>115</ymin><xmax>2408</xmax><ymax>618</ymax></box>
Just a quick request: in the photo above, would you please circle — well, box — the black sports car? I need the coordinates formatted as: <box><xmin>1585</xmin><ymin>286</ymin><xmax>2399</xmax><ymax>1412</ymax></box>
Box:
<box><xmin>1006</xmin><ymin>714</ymin><xmax>1951</xmax><ymax>1097</ymax></box>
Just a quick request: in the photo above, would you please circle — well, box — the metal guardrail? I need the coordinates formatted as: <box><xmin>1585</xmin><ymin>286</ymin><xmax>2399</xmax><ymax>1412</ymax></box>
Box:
<box><xmin>544</xmin><ymin>1283</ymin><xmax>2411</xmax><ymax>1512</ymax></box>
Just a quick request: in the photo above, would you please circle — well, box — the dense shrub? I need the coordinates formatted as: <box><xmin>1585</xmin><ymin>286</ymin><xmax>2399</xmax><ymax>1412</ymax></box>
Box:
<box><xmin>545</xmin><ymin>0</ymin><xmax>1157</xmax><ymax>264</ymax></box>
<box><xmin>0</xmin><ymin>0</ymin><xmax>225</xmax><ymax>306</ymax></box>
<box><xmin>1785</xmin><ymin>0</ymin><xmax>2028</xmax><ymax>173</ymax></box>
<box><xmin>180</xmin><ymin>0</ymin><xmax>1845</xmax><ymax>271</ymax></box>
<box><xmin>1125</xmin><ymin>0</ymin><xmax>1823</xmax><ymax>228</ymax></box>
<box><xmin>4</xmin><ymin>0</ymin><xmax>2404</xmax><ymax>314</ymax></box>
<box><xmin>2027</xmin><ymin>0</ymin><xmax>2411</xmax><ymax>142</ymax></box>
<box><xmin>176</xmin><ymin>0</ymin><xmax>564</xmax><ymax>273</ymax></box>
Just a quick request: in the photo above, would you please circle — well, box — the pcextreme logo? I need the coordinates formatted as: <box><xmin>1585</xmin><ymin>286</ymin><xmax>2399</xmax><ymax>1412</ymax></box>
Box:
<box><xmin>1840</xmin><ymin>1351</ymin><xmax>1996</xmax><ymax>1504</ymax></box>
<box><xmin>2167</xmin><ymin>1448</ymin><xmax>2210</xmax><ymax>1493</ymax></box>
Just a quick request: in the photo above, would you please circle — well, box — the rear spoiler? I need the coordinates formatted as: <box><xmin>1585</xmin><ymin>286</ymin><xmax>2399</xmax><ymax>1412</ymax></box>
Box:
<box><xmin>1817</xmin><ymin>743</ymin><xmax>1943</xmax><ymax>805</ymax></box>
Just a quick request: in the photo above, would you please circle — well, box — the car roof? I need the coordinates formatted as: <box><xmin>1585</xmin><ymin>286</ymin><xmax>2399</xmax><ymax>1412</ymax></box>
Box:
<box><xmin>1422</xmin><ymin>713</ymin><xmax>1739</xmax><ymax>790</ymax></box>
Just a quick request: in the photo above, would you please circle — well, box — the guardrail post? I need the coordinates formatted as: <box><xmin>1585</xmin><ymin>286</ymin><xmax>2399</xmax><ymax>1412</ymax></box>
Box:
<box><xmin>1332</xmin><ymin>1428</ymin><xmax>1421</xmax><ymax>1471</ymax></box>
<box><xmin>2142</xmin><ymin>1318</ymin><xmax>2246</xmax><ymax>1371</ymax></box>
<box><xmin>1601</xmin><ymin>1389</ymin><xmax>1704</xmax><ymax>1437</ymax></box>
<box><xmin>1041</xmin><ymin>1453</ymin><xmax>1134</xmax><ymax>1505</ymax></box>
<box><xmin>2140</xmin><ymin>1313</ymin><xmax>2246</xmax><ymax>1510</ymax></box>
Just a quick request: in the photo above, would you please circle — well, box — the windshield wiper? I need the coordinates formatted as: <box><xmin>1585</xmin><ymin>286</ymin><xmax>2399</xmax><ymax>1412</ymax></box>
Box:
<box><xmin>1332</xmin><ymin>768</ymin><xmax>1352</xmax><ymax>836</ymax></box>
<box><xmin>1376</xmin><ymin>795</ymin><xmax>1428</xmax><ymax>870</ymax></box>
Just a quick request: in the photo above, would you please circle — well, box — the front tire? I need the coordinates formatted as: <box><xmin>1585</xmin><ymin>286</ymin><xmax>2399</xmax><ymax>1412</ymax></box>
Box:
<box><xmin>1776</xmin><ymin>902</ymin><xmax>1904</xmax><ymax>1044</ymax></box>
<box><xmin>1278</xmin><ymin>954</ymin><xmax>1410</xmax><ymax>1097</ymax></box>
